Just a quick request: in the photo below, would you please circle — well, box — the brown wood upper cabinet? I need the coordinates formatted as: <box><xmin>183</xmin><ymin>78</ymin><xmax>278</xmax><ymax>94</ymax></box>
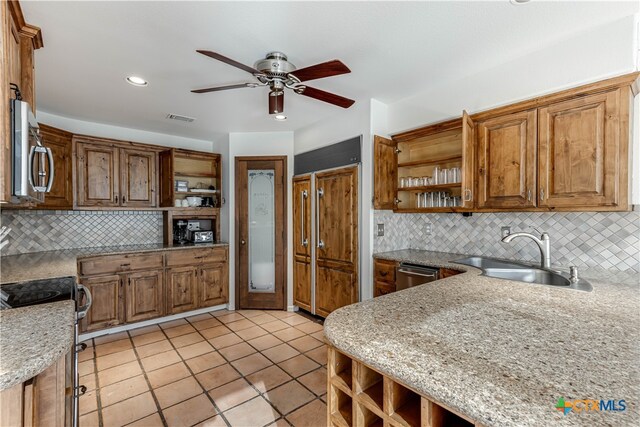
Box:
<box><xmin>75</xmin><ymin>138</ymin><xmax>157</xmax><ymax>208</ymax></box>
<box><xmin>476</xmin><ymin>109</ymin><xmax>538</xmax><ymax>209</ymax></box>
<box><xmin>373</xmin><ymin>136</ymin><xmax>397</xmax><ymax>209</ymax></box>
<box><xmin>39</xmin><ymin>124</ymin><xmax>73</xmax><ymax>209</ymax></box>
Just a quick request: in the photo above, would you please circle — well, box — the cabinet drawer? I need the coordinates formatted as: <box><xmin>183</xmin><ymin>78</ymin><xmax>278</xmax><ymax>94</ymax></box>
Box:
<box><xmin>440</xmin><ymin>268</ymin><xmax>461</xmax><ymax>279</ymax></box>
<box><xmin>165</xmin><ymin>247</ymin><xmax>227</xmax><ymax>267</ymax></box>
<box><xmin>374</xmin><ymin>259</ymin><xmax>396</xmax><ymax>283</ymax></box>
<box><xmin>374</xmin><ymin>281</ymin><xmax>396</xmax><ymax>297</ymax></box>
<box><xmin>78</xmin><ymin>253</ymin><xmax>163</xmax><ymax>276</ymax></box>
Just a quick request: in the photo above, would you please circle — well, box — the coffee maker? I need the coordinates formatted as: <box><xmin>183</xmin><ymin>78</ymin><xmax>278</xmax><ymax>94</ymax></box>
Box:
<box><xmin>173</xmin><ymin>220</ymin><xmax>189</xmax><ymax>244</ymax></box>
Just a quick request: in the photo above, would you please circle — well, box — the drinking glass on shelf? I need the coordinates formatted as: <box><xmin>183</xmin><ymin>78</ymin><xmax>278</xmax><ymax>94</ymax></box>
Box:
<box><xmin>453</xmin><ymin>196</ymin><xmax>462</xmax><ymax>207</ymax></box>
<box><xmin>448</xmin><ymin>167</ymin><xmax>461</xmax><ymax>183</ymax></box>
<box><xmin>433</xmin><ymin>166</ymin><xmax>440</xmax><ymax>184</ymax></box>
<box><xmin>412</xmin><ymin>177</ymin><xmax>420</xmax><ymax>187</ymax></box>
<box><xmin>399</xmin><ymin>177</ymin><xmax>407</xmax><ymax>188</ymax></box>
<box><xmin>405</xmin><ymin>176</ymin><xmax>413</xmax><ymax>187</ymax></box>
<box><xmin>439</xmin><ymin>168</ymin><xmax>448</xmax><ymax>184</ymax></box>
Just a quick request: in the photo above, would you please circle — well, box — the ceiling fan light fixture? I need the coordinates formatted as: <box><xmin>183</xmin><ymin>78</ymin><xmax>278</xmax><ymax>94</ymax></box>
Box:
<box><xmin>269</xmin><ymin>90</ymin><xmax>284</xmax><ymax>114</ymax></box>
<box><xmin>125</xmin><ymin>75</ymin><xmax>148</xmax><ymax>87</ymax></box>
<box><xmin>274</xmin><ymin>114</ymin><xmax>287</xmax><ymax>121</ymax></box>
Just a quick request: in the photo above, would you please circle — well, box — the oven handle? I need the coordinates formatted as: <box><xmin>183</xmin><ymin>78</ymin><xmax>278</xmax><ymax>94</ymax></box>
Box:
<box><xmin>396</xmin><ymin>268</ymin><xmax>438</xmax><ymax>278</ymax></box>
<box><xmin>76</xmin><ymin>284</ymin><xmax>92</xmax><ymax>320</ymax></box>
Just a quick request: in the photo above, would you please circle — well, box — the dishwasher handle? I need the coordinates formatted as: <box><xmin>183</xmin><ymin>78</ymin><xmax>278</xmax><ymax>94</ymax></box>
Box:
<box><xmin>396</xmin><ymin>268</ymin><xmax>438</xmax><ymax>278</ymax></box>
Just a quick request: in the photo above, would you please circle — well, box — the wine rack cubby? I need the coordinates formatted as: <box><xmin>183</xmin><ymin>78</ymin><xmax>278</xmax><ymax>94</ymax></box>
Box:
<box><xmin>328</xmin><ymin>346</ymin><xmax>477</xmax><ymax>427</ymax></box>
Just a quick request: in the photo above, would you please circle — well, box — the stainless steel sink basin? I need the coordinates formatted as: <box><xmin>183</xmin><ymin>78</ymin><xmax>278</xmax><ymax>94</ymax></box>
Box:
<box><xmin>453</xmin><ymin>256</ymin><xmax>592</xmax><ymax>291</ymax></box>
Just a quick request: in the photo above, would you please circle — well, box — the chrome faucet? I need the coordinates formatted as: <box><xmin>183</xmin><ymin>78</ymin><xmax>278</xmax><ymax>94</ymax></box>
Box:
<box><xmin>501</xmin><ymin>230</ymin><xmax>551</xmax><ymax>269</ymax></box>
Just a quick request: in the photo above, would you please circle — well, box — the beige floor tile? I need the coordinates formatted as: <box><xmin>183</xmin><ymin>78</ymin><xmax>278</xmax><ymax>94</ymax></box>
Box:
<box><xmin>288</xmin><ymin>336</ymin><xmax>323</xmax><ymax>353</ymax></box>
<box><xmin>78</xmin><ymin>347</ymin><xmax>94</xmax><ymax>362</ymax></box>
<box><xmin>158</xmin><ymin>318</ymin><xmax>188</xmax><ymax>329</ymax></box>
<box><xmin>79</xmin><ymin>410</ymin><xmax>99</xmax><ymax>427</ymax></box>
<box><xmin>272</xmin><ymin>327</ymin><xmax>306</xmax><ymax>342</ymax></box>
<box><xmin>196</xmin><ymin>363</ymin><xmax>241</xmax><ymax>391</ymax></box>
<box><xmin>285</xmin><ymin>399</ymin><xmax>327</xmax><ymax>427</ymax></box>
<box><xmin>78</xmin><ymin>359</ymin><xmax>94</xmax><ymax>376</ymax></box>
<box><xmin>187</xmin><ymin>313</ymin><xmax>214</xmax><ymax>322</ymax></box>
<box><xmin>236</xmin><ymin>309</ymin><xmax>264</xmax><ymax>318</ymax></box>
<box><xmin>265</xmin><ymin>381</ymin><xmax>315</xmax><ymax>415</ymax></box>
<box><xmin>98</xmin><ymin>360</ymin><xmax>143</xmax><ymax>387</ymax></box>
<box><xmin>211</xmin><ymin>309</ymin><xmax>230</xmax><ymax>317</ymax></box>
<box><xmin>171</xmin><ymin>331</ymin><xmax>204</xmax><ymax>348</ymax></box>
<box><xmin>101</xmin><ymin>392</ymin><xmax>157</xmax><ymax>427</ymax></box>
<box><xmin>200</xmin><ymin>325</ymin><xmax>232</xmax><ymax>339</ymax></box>
<box><xmin>95</xmin><ymin>338</ymin><xmax>133</xmax><ymax>357</ymax></box>
<box><xmin>261</xmin><ymin>320</ymin><xmax>291</xmax><ymax>333</ymax></box>
<box><xmin>261</xmin><ymin>343</ymin><xmax>300</xmax><ymax>364</ymax></box>
<box><xmin>223</xmin><ymin>396</ymin><xmax>279</xmax><ymax>427</ymax></box>
<box><xmin>250</xmin><ymin>313</ymin><xmax>279</xmax><ymax>325</ymax></box>
<box><xmin>278</xmin><ymin>355</ymin><xmax>320</xmax><ymax>378</ymax></box>
<box><xmin>231</xmin><ymin>353</ymin><xmax>272</xmax><ymax>376</ymax></box>
<box><xmin>186</xmin><ymin>351</ymin><xmax>226</xmax><ymax>374</ymax></box>
<box><xmin>208</xmin><ymin>378</ymin><xmax>259</xmax><ymax>412</ymax></box>
<box><xmin>215</xmin><ymin>312</ymin><xmax>246</xmax><ymax>324</ymax></box>
<box><xmin>295</xmin><ymin>322</ymin><xmax>324</xmax><ymax>334</ymax></box>
<box><xmin>235</xmin><ymin>325</ymin><xmax>269</xmax><ymax>341</ymax></box>
<box><xmin>304</xmin><ymin>345</ymin><xmax>328</xmax><ymax>366</ymax></box>
<box><xmin>192</xmin><ymin>317</ymin><xmax>223</xmax><ymax>331</ymax></box>
<box><xmin>125</xmin><ymin>412</ymin><xmax>164</xmax><ymax>427</ymax></box>
<box><xmin>80</xmin><ymin>373</ymin><xmax>96</xmax><ymax>392</ymax></box>
<box><xmin>282</xmin><ymin>315</ymin><xmax>309</xmax><ymax>326</ymax></box>
<box><xmin>135</xmin><ymin>339</ymin><xmax>173</xmax><ymax>359</ymax></box>
<box><xmin>310</xmin><ymin>331</ymin><xmax>325</xmax><ymax>342</ymax></box>
<box><xmin>270</xmin><ymin>310</ymin><xmax>299</xmax><ymax>319</ymax></box>
<box><xmin>245</xmin><ymin>365</ymin><xmax>293</xmax><ymax>393</ymax></box>
<box><xmin>100</xmin><ymin>375</ymin><xmax>149</xmax><ymax>407</ymax></box>
<box><xmin>225</xmin><ymin>319</ymin><xmax>255</xmax><ymax>332</ymax></box>
<box><xmin>162</xmin><ymin>394</ymin><xmax>217</xmax><ymax>427</ymax></box>
<box><xmin>94</xmin><ymin>331</ymin><xmax>130</xmax><ymax>345</ymax></box>
<box><xmin>127</xmin><ymin>324</ymin><xmax>161</xmax><ymax>337</ymax></box>
<box><xmin>164</xmin><ymin>323</ymin><xmax>196</xmax><ymax>338</ymax></box>
<box><xmin>79</xmin><ymin>389</ymin><xmax>97</xmax><ymax>415</ymax></box>
<box><xmin>193</xmin><ymin>415</ymin><xmax>228</xmax><ymax>427</ymax></box>
<box><xmin>146</xmin><ymin>362</ymin><xmax>191</xmax><ymax>389</ymax></box>
<box><xmin>154</xmin><ymin>376</ymin><xmax>203</xmax><ymax>408</ymax></box>
<box><xmin>96</xmin><ymin>348</ymin><xmax>137</xmax><ymax>371</ymax></box>
<box><xmin>297</xmin><ymin>368</ymin><xmax>327</xmax><ymax>396</ymax></box>
<box><xmin>177</xmin><ymin>341</ymin><xmax>214</xmax><ymax>359</ymax></box>
<box><xmin>247</xmin><ymin>334</ymin><xmax>283</xmax><ymax>351</ymax></box>
<box><xmin>218</xmin><ymin>342</ymin><xmax>256</xmax><ymax>361</ymax></box>
<box><xmin>267</xmin><ymin>419</ymin><xmax>291</xmax><ymax>427</ymax></box>
<box><xmin>140</xmin><ymin>350</ymin><xmax>181</xmax><ymax>372</ymax></box>
<box><xmin>131</xmin><ymin>331</ymin><xmax>166</xmax><ymax>347</ymax></box>
<box><xmin>208</xmin><ymin>333</ymin><xmax>243</xmax><ymax>349</ymax></box>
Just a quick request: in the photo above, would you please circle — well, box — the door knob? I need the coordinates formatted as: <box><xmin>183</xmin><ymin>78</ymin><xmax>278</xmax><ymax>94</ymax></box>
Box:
<box><xmin>241</xmin><ymin>239</ymin><xmax>246</xmax><ymax>245</ymax></box>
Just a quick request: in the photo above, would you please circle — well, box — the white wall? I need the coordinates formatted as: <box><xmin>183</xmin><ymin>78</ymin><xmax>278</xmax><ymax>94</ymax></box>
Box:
<box><xmin>212</xmin><ymin>134</ymin><xmax>230</xmax><ymax>242</ymax></box>
<box><xmin>226</xmin><ymin>131</ymin><xmax>295</xmax><ymax>310</ymax></box>
<box><xmin>37</xmin><ymin>110</ymin><xmax>215</xmax><ymax>152</ymax></box>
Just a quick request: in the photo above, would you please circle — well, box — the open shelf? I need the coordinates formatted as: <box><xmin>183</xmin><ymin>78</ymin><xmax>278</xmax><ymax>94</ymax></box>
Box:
<box><xmin>330</xmin><ymin>349</ymin><xmax>353</xmax><ymax>392</ymax></box>
<box><xmin>355</xmin><ymin>362</ymin><xmax>384</xmax><ymax>414</ymax></box>
<box><xmin>355</xmin><ymin>402</ymin><xmax>384</xmax><ymax>427</ymax></box>
<box><xmin>426</xmin><ymin>401</ymin><xmax>474</xmax><ymax>427</ymax></box>
<box><xmin>331</xmin><ymin>386</ymin><xmax>353</xmax><ymax>427</ymax></box>
<box><xmin>398</xmin><ymin>183</ymin><xmax>462</xmax><ymax>192</ymax></box>
<box><xmin>398</xmin><ymin>155</ymin><xmax>462</xmax><ymax>168</ymax></box>
<box><xmin>174</xmin><ymin>171</ymin><xmax>218</xmax><ymax>178</ymax></box>
<box><xmin>385</xmin><ymin>379</ymin><xmax>421</xmax><ymax>427</ymax></box>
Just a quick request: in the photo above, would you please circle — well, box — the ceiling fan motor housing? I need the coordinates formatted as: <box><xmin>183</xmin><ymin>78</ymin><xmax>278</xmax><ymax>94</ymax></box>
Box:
<box><xmin>254</xmin><ymin>52</ymin><xmax>297</xmax><ymax>77</ymax></box>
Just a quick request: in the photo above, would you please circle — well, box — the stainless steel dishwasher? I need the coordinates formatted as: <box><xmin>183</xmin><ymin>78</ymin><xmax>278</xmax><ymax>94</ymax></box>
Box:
<box><xmin>396</xmin><ymin>263</ymin><xmax>439</xmax><ymax>290</ymax></box>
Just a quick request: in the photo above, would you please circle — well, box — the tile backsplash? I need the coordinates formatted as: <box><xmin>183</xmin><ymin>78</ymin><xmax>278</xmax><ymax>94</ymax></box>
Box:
<box><xmin>0</xmin><ymin>210</ymin><xmax>163</xmax><ymax>255</ymax></box>
<box><xmin>374</xmin><ymin>210</ymin><xmax>640</xmax><ymax>272</ymax></box>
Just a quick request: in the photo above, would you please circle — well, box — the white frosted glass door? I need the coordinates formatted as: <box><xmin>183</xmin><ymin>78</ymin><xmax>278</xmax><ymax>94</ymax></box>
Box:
<box><xmin>248</xmin><ymin>169</ymin><xmax>275</xmax><ymax>293</ymax></box>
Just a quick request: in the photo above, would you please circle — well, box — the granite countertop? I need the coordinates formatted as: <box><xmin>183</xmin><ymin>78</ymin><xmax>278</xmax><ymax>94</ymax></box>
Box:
<box><xmin>0</xmin><ymin>242</ymin><xmax>229</xmax><ymax>284</ymax></box>
<box><xmin>324</xmin><ymin>249</ymin><xmax>640</xmax><ymax>427</ymax></box>
<box><xmin>0</xmin><ymin>301</ymin><xmax>75</xmax><ymax>390</ymax></box>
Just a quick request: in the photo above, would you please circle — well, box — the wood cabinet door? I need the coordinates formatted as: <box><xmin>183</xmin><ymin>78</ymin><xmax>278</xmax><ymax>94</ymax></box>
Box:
<box><xmin>126</xmin><ymin>269</ymin><xmax>164</xmax><ymax>323</ymax></box>
<box><xmin>315</xmin><ymin>165</ymin><xmax>358</xmax><ymax>317</ymax></box>
<box><xmin>79</xmin><ymin>274</ymin><xmax>125</xmax><ymax>332</ymax></box>
<box><xmin>293</xmin><ymin>176</ymin><xmax>312</xmax><ymax>311</ymax></box>
<box><xmin>198</xmin><ymin>263</ymin><xmax>228</xmax><ymax>308</ymax></box>
<box><xmin>461</xmin><ymin>110</ymin><xmax>475</xmax><ymax>209</ymax></box>
<box><xmin>477</xmin><ymin>109</ymin><xmax>537</xmax><ymax>208</ymax></box>
<box><xmin>538</xmin><ymin>89</ymin><xmax>624</xmax><ymax>208</ymax></box>
<box><xmin>166</xmin><ymin>267</ymin><xmax>198</xmax><ymax>314</ymax></box>
<box><xmin>39</xmin><ymin>125</ymin><xmax>73</xmax><ymax>209</ymax></box>
<box><xmin>120</xmin><ymin>148</ymin><xmax>157</xmax><ymax>207</ymax></box>
<box><xmin>373</xmin><ymin>135</ymin><xmax>397</xmax><ymax>209</ymax></box>
<box><xmin>76</xmin><ymin>141</ymin><xmax>120</xmax><ymax>207</ymax></box>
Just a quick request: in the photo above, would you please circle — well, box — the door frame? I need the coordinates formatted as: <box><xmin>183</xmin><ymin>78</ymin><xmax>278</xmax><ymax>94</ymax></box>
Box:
<box><xmin>234</xmin><ymin>156</ymin><xmax>288</xmax><ymax>310</ymax></box>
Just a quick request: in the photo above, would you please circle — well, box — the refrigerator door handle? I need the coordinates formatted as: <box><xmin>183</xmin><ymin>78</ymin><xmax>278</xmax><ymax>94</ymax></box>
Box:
<box><xmin>316</xmin><ymin>188</ymin><xmax>324</xmax><ymax>249</ymax></box>
<box><xmin>301</xmin><ymin>190</ymin><xmax>308</xmax><ymax>247</ymax></box>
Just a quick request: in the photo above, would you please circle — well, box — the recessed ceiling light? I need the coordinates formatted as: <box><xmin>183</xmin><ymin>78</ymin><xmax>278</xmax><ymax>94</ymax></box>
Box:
<box><xmin>510</xmin><ymin>0</ymin><xmax>531</xmax><ymax>4</ymax></box>
<box><xmin>126</xmin><ymin>76</ymin><xmax>148</xmax><ymax>87</ymax></box>
<box><xmin>274</xmin><ymin>114</ymin><xmax>287</xmax><ymax>121</ymax></box>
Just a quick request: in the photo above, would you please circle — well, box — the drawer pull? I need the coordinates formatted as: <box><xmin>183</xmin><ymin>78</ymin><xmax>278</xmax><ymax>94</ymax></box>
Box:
<box><xmin>379</xmin><ymin>271</ymin><xmax>388</xmax><ymax>277</ymax></box>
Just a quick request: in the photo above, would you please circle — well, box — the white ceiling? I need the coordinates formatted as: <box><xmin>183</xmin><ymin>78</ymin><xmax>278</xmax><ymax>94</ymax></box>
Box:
<box><xmin>22</xmin><ymin>1</ymin><xmax>638</xmax><ymax>141</ymax></box>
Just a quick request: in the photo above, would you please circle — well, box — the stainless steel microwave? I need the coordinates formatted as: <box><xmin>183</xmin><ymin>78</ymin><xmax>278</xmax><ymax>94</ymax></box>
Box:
<box><xmin>10</xmin><ymin>99</ymin><xmax>54</xmax><ymax>203</ymax></box>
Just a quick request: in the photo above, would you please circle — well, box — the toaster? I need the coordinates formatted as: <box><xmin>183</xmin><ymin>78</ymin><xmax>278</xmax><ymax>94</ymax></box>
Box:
<box><xmin>191</xmin><ymin>230</ymin><xmax>214</xmax><ymax>243</ymax></box>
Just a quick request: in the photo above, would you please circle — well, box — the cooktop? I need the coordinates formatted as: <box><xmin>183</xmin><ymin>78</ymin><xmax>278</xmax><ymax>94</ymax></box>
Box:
<box><xmin>0</xmin><ymin>276</ymin><xmax>77</xmax><ymax>309</ymax></box>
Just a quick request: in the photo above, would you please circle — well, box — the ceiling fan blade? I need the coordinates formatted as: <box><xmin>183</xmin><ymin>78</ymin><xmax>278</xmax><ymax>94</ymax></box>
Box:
<box><xmin>191</xmin><ymin>83</ymin><xmax>254</xmax><ymax>94</ymax></box>
<box><xmin>196</xmin><ymin>50</ymin><xmax>263</xmax><ymax>75</ymax></box>
<box><xmin>290</xmin><ymin>60</ymin><xmax>350</xmax><ymax>82</ymax></box>
<box><xmin>269</xmin><ymin>91</ymin><xmax>284</xmax><ymax>114</ymax></box>
<box><xmin>296</xmin><ymin>86</ymin><xmax>355</xmax><ymax>108</ymax></box>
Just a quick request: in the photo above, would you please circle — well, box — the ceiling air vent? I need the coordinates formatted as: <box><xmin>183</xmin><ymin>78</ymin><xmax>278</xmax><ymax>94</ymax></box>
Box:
<box><xmin>166</xmin><ymin>113</ymin><xmax>196</xmax><ymax>123</ymax></box>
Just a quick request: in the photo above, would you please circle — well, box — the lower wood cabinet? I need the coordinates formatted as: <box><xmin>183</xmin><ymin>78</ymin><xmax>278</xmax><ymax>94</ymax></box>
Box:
<box><xmin>79</xmin><ymin>247</ymin><xmax>229</xmax><ymax>332</ymax></box>
<box><xmin>374</xmin><ymin>259</ymin><xmax>397</xmax><ymax>297</ymax></box>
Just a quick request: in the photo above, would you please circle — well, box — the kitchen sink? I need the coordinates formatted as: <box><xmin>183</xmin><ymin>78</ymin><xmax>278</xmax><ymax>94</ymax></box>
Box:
<box><xmin>453</xmin><ymin>256</ymin><xmax>592</xmax><ymax>291</ymax></box>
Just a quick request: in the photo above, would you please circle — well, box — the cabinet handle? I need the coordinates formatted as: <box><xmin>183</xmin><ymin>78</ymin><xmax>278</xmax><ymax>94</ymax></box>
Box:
<box><xmin>393</xmin><ymin>198</ymin><xmax>401</xmax><ymax>205</ymax></box>
<box><xmin>540</xmin><ymin>188</ymin><xmax>545</xmax><ymax>200</ymax></box>
<box><xmin>527</xmin><ymin>189</ymin><xmax>532</xmax><ymax>202</ymax></box>
<box><xmin>115</xmin><ymin>195</ymin><xmax>119</xmax><ymax>203</ymax></box>
<box><xmin>316</xmin><ymin>188</ymin><xmax>324</xmax><ymax>249</ymax></box>
<box><xmin>463</xmin><ymin>188</ymin><xmax>473</xmax><ymax>202</ymax></box>
<box><xmin>122</xmin><ymin>195</ymin><xmax>126</xmax><ymax>203</ymax></box>
<box><xmin>301</xmin><ymin>190</ymin><xmax>308</xmax><ymax>247</ymax></box>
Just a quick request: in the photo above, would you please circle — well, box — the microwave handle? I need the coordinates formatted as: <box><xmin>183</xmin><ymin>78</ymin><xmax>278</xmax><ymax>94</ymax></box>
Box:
<box><xmin>44</xmin><ymin>147</ymin><xmax>54</xmax><ymax>192</ymax></box>
<box><xmin>28</xmin><ymin>146</ymin><xmax>54</xmax><ymax>192</ymax></box>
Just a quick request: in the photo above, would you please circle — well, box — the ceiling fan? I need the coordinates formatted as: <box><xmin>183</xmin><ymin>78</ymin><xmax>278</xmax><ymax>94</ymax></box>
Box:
<box><xmin>191</xmin><ymin>50</ymin><xmax>355</xmax><ymax>115</ymax></box>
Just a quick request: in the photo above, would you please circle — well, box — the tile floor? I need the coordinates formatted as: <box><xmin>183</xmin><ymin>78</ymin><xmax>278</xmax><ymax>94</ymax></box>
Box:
<box><xmin>78</xmin><ymin>309</ymin><xmax>328</xmax><ymax>427</ymax></box>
